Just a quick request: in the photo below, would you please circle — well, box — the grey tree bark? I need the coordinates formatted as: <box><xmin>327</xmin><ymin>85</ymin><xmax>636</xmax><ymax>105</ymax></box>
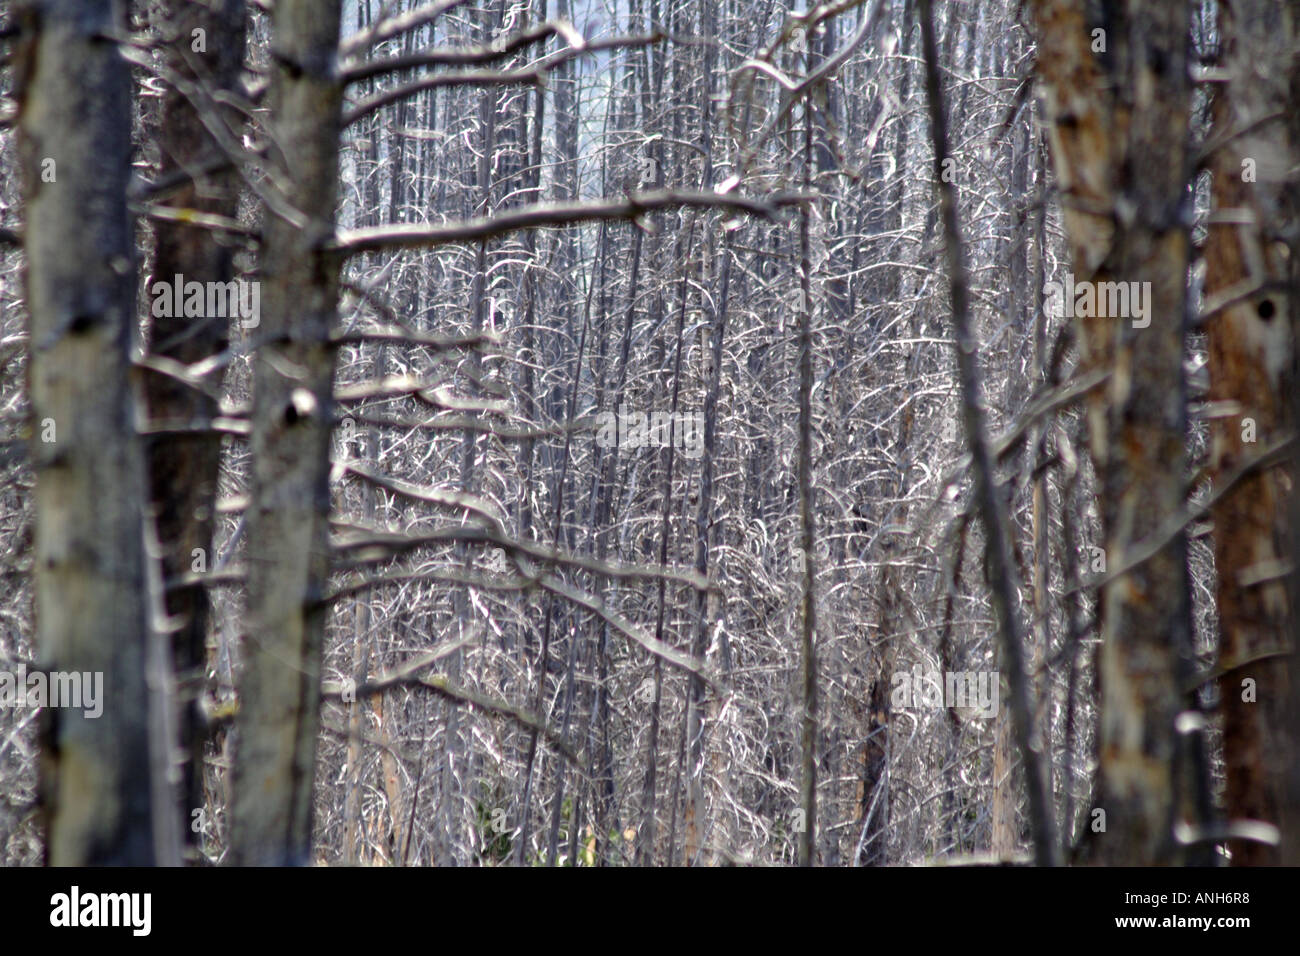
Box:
<box><xmin>18</xmin><ymin>0</ymin><xmax>155</xmax><ymax>865</ymax></box>
<box><xmin>229</xmin><ymin>0</ymin><xmax>345</xmax><ymax>866</ymax></box>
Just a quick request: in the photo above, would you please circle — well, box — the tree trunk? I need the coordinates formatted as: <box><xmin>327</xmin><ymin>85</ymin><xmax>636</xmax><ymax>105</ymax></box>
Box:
<box><xmin>923</xmin><ymin>0</ymin><xmax>1057</xmax><ymax>867</ymax></box>
<box><xmin>796</xmin><ymin>104</ymin><xmax>819</xmax><ymax>868</ymax></box>
<box><xmin>144</xmin><ymin>0</ymin><xmax>247</xmax><ymax>856</ymax></box>
<box><xmin>18</xmin><ymin>0</ymin><xmax>154</xmax><ymax>865</ymax></box>
<box><xmin>1202</xmin><ymin>0</ymin><xmax>1296</xmax><ymax>867</ymax></box>
<box><xmin>1029</xmin><ymin>0</ymin><xmax>1196</xmax><ymax>865</ymax></box>
<box><xmin>230</xmin><ymin>0</ymin><xmax>344</xmax><ymax>866</ymax></box>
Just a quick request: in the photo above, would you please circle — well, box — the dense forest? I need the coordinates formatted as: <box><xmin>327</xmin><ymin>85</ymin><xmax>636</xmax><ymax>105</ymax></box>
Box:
<box><xmin>0</xmin><ymin>0</ymin><xmax>1297</xmax><ymax>869</ymax></box>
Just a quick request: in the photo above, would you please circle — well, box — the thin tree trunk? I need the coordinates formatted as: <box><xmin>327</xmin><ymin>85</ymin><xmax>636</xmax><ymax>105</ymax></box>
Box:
<box><xmin>230</xmin><ymin>0</ymin><xmax>345</xmax><ymax>866</ymax></box>
<box><xmin>921</xmin><ymin>0</ymin><xmax>1057</xmax><ymax>867</ymax></box>
<box><xmin>796</xmin><ymin>101</ymin><xmax>819</xmax><ymax>869</ymax></box>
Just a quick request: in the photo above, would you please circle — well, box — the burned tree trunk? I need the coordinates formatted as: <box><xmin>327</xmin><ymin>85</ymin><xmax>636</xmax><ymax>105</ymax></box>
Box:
<box><xmin>229</xmin><ymin>0</ymin><xmax>344</xmax><ymax>866</ymax></box>
<box><xmin>143</xmin><ymin>0</ymin><xmax>247</xmax><ymax>855</ymax></box>
<box><xmin>17</xmin><ymin>0</ymin><xmax>154</xmax><ymax>865</ymax></box>
<box><xmin>1029</xmin><ymin>0</ymin><xmax>1198</xmax><ymax>864</ymax></box>
<box><xmin>1202</xmin><ymin>0</ymin><xmax>1296</xmax><ymax>867</ymax></box>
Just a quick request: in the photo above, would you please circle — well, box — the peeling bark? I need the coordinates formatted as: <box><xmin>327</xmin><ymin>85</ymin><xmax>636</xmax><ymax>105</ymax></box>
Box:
<box><xmin>1203</xmin><ymin>0</ymin><xmax>1297</xmax><ymax>867</ymax></box>
<box><xmin>1029</xmin><ymin>0</ymin><xmax>1196</xmax><ymax>864</ymax></box>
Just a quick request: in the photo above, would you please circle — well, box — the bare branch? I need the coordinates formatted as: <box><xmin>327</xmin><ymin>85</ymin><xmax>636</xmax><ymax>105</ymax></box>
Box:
<box><xmin>333</xmin><ymin>189</ymin><xmax>799</xmax><ymax>256</ymax></box>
